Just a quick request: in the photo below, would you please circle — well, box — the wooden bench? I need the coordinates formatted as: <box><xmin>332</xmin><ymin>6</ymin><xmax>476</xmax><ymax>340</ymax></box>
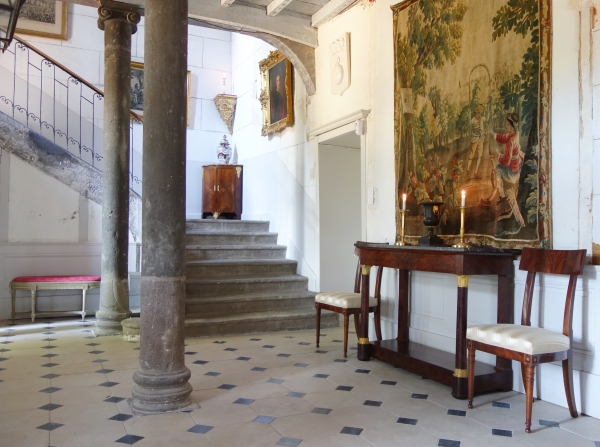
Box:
<box><xmin>10</xmin><ymin>276</ymin><xmax>101</xmax><ymax>322</ymax></box>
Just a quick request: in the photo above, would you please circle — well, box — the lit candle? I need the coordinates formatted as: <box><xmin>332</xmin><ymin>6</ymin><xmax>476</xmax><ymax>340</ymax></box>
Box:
<box><xmin>402</xmin><ymin>193</ymin><xmax>407</xmax><ymax>211</ymax></box>
<box><xmin>461</xmin><ymin>190</ymin><xmax>466</xmax><ymax>207</ymax></box>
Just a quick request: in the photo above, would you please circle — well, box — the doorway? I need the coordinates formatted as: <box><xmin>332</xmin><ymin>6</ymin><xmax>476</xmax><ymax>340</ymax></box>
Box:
<box><xmin>318</xmin><ymin>130</ymin><xmax>362</xmax><ymax>293</ymax></box>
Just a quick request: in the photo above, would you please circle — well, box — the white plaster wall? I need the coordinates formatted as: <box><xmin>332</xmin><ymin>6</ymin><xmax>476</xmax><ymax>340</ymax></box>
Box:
<box><xmin>231</xmin><ymin>0</ymin><xmax>600</xmax><ymax>418</ymax></box>
<box><xmin>0</xmin><ymin>5</ymin><xmax>232</xmax><ymax>318</ymax></box>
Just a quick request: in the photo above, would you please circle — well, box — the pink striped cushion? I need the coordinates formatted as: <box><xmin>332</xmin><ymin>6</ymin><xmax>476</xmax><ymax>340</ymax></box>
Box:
<box><xmin>12</xmin><ymin>276</ymin><xmax>101</xmax><ymax>283</ymax></box>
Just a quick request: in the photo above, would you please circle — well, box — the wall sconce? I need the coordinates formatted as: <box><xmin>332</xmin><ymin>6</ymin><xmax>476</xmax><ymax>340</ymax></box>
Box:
<box><xmin>0</xmin><ymin>0</ymin><xmax>26</xmax><ymax>52</ymax></box>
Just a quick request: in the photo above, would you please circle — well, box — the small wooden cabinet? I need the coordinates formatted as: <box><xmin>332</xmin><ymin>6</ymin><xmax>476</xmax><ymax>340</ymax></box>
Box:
<box><xmin>202</xmin><ymin>164</ymin><xmax>243</xmax><ymax>219</ymax></box>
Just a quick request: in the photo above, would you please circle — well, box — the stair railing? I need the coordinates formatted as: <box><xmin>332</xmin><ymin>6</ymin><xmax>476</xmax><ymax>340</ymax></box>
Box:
<box><xmin>0</xmin><ymin>36</ymin><xmax>142</xmax><ymax>192</ymax></box>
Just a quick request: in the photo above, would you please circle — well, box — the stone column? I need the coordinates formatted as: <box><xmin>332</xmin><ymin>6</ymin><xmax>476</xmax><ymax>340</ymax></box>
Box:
<box><xmin>130</xmin><ymin>0</ymin><xmax>193</xmax><ymax>415</ymax></box>
<box><xmin>95</xmin><ymin>1</ymin><xmax>140</xmax><ymax>337</ymax></box>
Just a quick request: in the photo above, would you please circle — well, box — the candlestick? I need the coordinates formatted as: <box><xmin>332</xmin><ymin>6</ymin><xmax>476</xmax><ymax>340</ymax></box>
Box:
<box><xmin>395</xmin><ymin>209</ymin><xmax>407</xmax><ymax>246</ymax></box>
<box><xmin>402</xmin><ymin>193</ymin><xmax>407</xmax><ymax>211</ymax></box>
<box><xmin>452</xmin><ymin>205</ymin><xmax>470</xmax><ymax>248</ymax></box>
<box><xmin>461</xmin><ymin>190</ymin><xmax>466</xmax><ymax>207</ymax></box>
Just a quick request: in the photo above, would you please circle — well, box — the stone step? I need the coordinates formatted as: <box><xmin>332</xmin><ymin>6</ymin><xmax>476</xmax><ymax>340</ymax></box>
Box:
<box><xmin>186</xmin><ymin>219</ymin><xmax>270</xmax><ymax>233</ymax></box>
<box><xmin>186</xmin><ymin>259</ymin><xmax>298</xmax><ymax>279</ymax></box>
<box><xmin>185</xmin><ymin>290</ymin><xmax>315</xmax><ymax>315</ymax></box>
<box><xmin>186</xmin><ymin>231</ymin><xmax>278</xmax><ymax>246</ymax></box>
<box><xmin>186</xmin><ymin>275</ymin><xmax>308</xmax><ymax>296</ymax></box>
<box><xmin>185</xmin><ymin>309</ymin><xmax>338</xmax><ymax>338</ymax></box>
<box><xmin>186</xmin><ymin>245</ymin><xmax>287</xmax><ymax>261</ymax></box>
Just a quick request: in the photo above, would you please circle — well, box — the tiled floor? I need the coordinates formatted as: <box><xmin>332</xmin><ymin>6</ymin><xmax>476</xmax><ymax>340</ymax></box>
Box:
<box><xmin>1</xmin><ymin>318</ymin><xmax>600</xmax><ymax>447</ymax></box>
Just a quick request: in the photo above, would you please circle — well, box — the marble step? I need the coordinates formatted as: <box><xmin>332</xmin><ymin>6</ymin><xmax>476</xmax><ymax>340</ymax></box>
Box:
<box><xmin>186</xmin><ymin>231</ymin><xmax>278</xmax><ymax>246</ymax></box>
<box><xmin>185</xmin><ymin>309</ymin><xmax>338</xmax><ymax>338</ymax></box>
<box><xmin>186</xmin><ymin>275</ymin><xmax>308</xmax><ymax>296</ymax></box>
<box><xmin>186</xmin><ymin>259</ymin><xmax>298</xmax><ymax>279</ymax></box>
<box><xmin>185</xmin><ymin>290</ymin><xmax>316</xmax><ymax>315</ymax></box>
<box><xmin>186</xmin><ymin>219</ymin><xmax>270</xmax><ymax>233</ymax></box>
<box><xmin>186</xmin><ymin>244</ymin><xmax>287</xmax><ymax>261</ymax></box>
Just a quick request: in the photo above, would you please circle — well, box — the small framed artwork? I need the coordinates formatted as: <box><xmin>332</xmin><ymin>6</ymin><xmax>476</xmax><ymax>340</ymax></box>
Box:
<box><xmin>15</xmin><ymin>0</ymin><xmax>68</xmax><ymax>41</ymax></box>
<box><xmin>130</xmin><ymin>62</ymin><xmax>192</xmax><ymax>126</ymax></box>
<box><xmin>259</xmin><ymin>50</ymin><xmax>294</xmax><ymax>136</ymax></box>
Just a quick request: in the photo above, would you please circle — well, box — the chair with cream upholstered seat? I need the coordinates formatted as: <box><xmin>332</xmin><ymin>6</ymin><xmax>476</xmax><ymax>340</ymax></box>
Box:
<box><xmin>467</xmin><ymin>247</ymin><xmax>586</xmax><ymax>433</ymax></box>
<box><xmin>315</xmin><ymin>261</ymin><xmax>383</xmax><ymax>357</ymax></box>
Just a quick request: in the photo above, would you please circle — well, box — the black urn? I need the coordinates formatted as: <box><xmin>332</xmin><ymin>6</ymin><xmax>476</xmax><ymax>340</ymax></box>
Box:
<box><xmin>418</xmin><ymin>201</ymin><xmax>445</xmax><ymax>246</ymax></box>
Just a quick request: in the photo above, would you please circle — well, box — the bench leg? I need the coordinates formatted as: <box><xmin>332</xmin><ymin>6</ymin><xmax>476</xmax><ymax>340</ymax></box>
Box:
<box><xmin>31</xmin><ymin>286</ymin><xmax>37</xmax><ymax>323</ymax></box>
<box><xmin>11</xmin><ymin>286</ymin><xmax>16</xmax><ymax>322</ymax></box>
<box><xmin>81</xmin><ymin>287</ymin><xmax>88</xmax><ymax>322</ymax></box>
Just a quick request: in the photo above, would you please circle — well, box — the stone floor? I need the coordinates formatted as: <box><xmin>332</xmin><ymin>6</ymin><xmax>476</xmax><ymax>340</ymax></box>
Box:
<box><xmin>1</xmin><ymin>318</ymin><xmax>600</xmax><ymax>447</ymax></box>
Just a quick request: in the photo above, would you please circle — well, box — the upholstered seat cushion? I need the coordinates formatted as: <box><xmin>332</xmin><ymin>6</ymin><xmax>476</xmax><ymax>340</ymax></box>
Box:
<box><xmin>315</xmin><ymin>292</ymin><xmax>377</xmax><ymax>309</ymax></box>
<box><xmin>467</xmin><ymin>324</ymin><xmax>569</xmax><ymax>355</ymax></box>
<box><xmin>12</xmin><ymin>276</ymin><xmax>101</xmax><ymax>283</ymax></box>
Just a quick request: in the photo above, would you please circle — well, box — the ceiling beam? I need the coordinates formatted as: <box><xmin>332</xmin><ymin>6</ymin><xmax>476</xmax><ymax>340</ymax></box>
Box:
<box><xmin>188</xmin><ymin>0</ymin><xmax>317</xmax><ymax>47</ymax></box>
<box><xmin>266</xmin><ymin>0</ymin><xmax>294</xmax><ymax>17</ymax></box>
<box><xmin>63</xmin><ymin>0</ymin><xmax>317</xmax><ymax>47</ymax></box>
<box><xmin>311</xmin><ymin>0</ymin><xmax>355</xmax><ymax>27</ymax></box>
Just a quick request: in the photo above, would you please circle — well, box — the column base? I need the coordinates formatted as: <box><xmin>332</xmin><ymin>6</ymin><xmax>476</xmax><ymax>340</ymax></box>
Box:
<box><xmin>130</xmin><ymin>367</ymin><xmax>196</xmax><ymax>415</ymax></box>
<box><xmin>94</xmin><ymin>310</ymin><xmax>130</xmax><ymax>336</ymax></box>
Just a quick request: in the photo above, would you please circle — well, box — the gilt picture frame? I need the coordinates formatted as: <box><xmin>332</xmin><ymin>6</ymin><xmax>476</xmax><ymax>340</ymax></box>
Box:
<box><xmin>15</xmin><ymin>0</ymin><xmax>68</xmax><ymax>41</ymax></box>
<box><xmin>392</xmin><ymin>0</ymin><xmax>552</xmax><ymax>249</ymax></box>
<box><xmin>130</xmin><ymin>61</ymin><xmax>192</xmax><ymax>126</ymax></box>
<box><xmin>259</xmin><ymin>50</ymin><xmax>294</xmax><ymax>136</ymax></box>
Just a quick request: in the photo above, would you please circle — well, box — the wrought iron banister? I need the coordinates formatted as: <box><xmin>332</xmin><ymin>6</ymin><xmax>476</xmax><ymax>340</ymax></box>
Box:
<box><xmin>0</xmin><ymin>35</ymin><xmax>143</xmax><ymax>193</ymax></box>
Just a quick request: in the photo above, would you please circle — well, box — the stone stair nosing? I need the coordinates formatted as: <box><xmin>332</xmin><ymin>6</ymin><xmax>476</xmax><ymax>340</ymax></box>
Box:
<box><xmin>185</xmin><ymin>290</ymin><xmax>316</xmax><ymax>316</ymax></box>
<box><xmin>186</xmin><ymin>231</ymin><xmax>278</xmax><ymax>246</ymax></box>
<box><xmin>184</xmin><ymin>309</ymin><xmax>338</xmax><ymax>338</ymax></box>
<box><xmin>186</xmin><ymin>220</ymin><xmax>270</xmax><ymax>232</ymax></box>
<box><xmin>186</xmin><ymin>258</ymin><xmax>298</xmax><ymax>278</ymax></box>
<box><xmin>186</xmin><ymin>244</ymin><xmax>288</xmax><ymax>261</ymax></box>
<box><xmin>186</xmin><ymin>274</ymin><xmax>309</xmax><ymax>296</ymax></box>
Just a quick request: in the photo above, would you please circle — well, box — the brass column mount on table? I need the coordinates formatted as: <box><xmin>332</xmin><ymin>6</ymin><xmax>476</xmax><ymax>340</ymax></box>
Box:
<box><xmin>213</xmin><ymin>94</ymin><xmax>237</xmax><ymax>134</ymax></box>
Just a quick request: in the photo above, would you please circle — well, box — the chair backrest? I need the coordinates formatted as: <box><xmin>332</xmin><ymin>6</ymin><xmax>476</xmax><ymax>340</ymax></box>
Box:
<box><xmin>353</xmin><ymin>242</ymin><xmax>387</xmax><ymax>298</ymax></box>
<box><xmin>518</xmin><ymin>247</ymin><xmax>586</xmax><ymax>339</ymax></box>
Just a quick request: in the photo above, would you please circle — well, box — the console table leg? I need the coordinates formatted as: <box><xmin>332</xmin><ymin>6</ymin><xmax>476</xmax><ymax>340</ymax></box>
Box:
<box><xmin>357</xmin><ymin>265</ymin><xmax>372</xmax><ymax>361</ymax></box>
<box><xmin>452</xmin><ymin>275</ymin><xmax>471</xmax><ymax>399</ymax></box>
<box><xmin>397</xmin><ymin>269</ymin><xmax>409</xmax><ymax>342</ymax></box>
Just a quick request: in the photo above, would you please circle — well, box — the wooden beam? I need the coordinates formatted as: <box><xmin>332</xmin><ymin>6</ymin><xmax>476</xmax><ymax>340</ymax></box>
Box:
<box><xmin>221</xmin><ymin>0</ymin><xmax>236</xmax><ymax>7</ymax></box>
<box><xmin>63</xmin><ymin>0</ymin><xmax>317</xmax><ymax>47</ymax></box>
<box><xmin>188</xmin><ymin>0</ymin><xmax>317</xmax><ymax>47</ymax></box>
<box><xmin>311</xmin><ymin>0</ymin><xmax>355</xmax><ymax>27</ymax></box>
<box><xmin>266</xmin><ymin>0</ymin><xmax>294</xmax><ymax>16</ymax></box>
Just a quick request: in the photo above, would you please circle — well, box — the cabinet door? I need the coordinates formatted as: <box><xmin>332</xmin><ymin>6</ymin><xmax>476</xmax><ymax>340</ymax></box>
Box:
<box><xmin>202</xmin><ymin>166</ymin><xmax>217</xmax><ymax>214</ymax></box>
<box><xmin>217</xmin><ymin>166</ymin><xmax>236</xmax><ymax>213</ymax></box>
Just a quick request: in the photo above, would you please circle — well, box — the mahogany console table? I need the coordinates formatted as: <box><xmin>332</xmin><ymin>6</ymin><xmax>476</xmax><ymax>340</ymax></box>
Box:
<box><xmin>354</xmin><ymin>242</ymin><xmax>520</xmax><ymax>399</ymax></box>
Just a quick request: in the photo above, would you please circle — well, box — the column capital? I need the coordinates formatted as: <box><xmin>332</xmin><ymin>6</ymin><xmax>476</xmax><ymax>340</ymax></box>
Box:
<box><xmin>98</xmin><ymin>0</ymin><xmax>141</xmax><ymax>34</ymax></box>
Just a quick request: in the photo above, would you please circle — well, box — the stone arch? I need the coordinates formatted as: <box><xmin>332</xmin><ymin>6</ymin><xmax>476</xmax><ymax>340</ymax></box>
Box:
<box><xmin>248</xmin><ymin>32</ymin><xmax>316</xmax><ymax>96</ymax></box>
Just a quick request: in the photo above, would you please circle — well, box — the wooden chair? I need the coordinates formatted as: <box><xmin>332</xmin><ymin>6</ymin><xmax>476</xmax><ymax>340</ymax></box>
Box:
<box><xmin>315</xmin><ymin>261</ymin><xmax>383</xmax><ymax>357</ymax></box>
<box><xmin>467</xmin><ymin>247</ymin><xmax>586</xmax><ymax>433</ymax></box>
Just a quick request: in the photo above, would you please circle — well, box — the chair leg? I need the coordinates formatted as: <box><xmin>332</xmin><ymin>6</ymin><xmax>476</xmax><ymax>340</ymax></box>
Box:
<box><xmin>315</xmin><ymin>305</ymin><xmax>321</xmax><ymax>348</ymax></box>
<box><xmin>562</xmin><ymin>350</ymin><xmax>578</xmax><ymax>418</ymax></box>
<box><xmin>10</xmin><ymin>286</ymin><xmax>16</xmax><ymax>322</ymax></box>
<box><xmin>467</xmin><ymin>344</ymin><xmax>475</xmax><ymax>409</ymax></box>
<box><xmin>353</xmin><ymin>313</ymin><xmax>360</xmax><ymax>337</ymax></box>
<box><xmin>343</xmin><ymin>312</ymin><xmax>349</xmax><ymax>358</ymax></box>
<box><xmin>374</xmin><ymin>309</ymin><xmax>382</xmax><ymax>341</ymax></box>
<box><xmin>524</xmin><ymin>364</ymin><xmax>535</xmax><ymax>433</ymax></box>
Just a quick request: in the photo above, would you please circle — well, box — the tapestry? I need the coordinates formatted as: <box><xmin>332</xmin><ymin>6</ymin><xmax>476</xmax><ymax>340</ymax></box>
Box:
<box><xmin>393</xmin><ymin>0</ymin><xmax>551</xmax><ymax>248</ymax></box>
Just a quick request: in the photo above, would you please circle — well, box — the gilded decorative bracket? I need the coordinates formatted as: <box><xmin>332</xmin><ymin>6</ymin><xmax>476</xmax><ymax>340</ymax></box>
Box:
<box><xmin>213</xmin><ymin>94</ymin><xmax>237</xmax><ymax>134</ymax></box>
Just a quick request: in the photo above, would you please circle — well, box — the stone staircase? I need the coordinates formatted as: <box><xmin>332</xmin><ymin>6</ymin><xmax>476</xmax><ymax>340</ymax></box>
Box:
<box><xmin>184</xmin><ymin>219</ymin><xmax>338</xmax><ymax>337</ymax></box>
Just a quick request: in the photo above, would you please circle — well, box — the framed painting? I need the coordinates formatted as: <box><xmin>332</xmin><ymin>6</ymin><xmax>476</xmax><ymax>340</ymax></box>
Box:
<box><xmin>15</xmin><ymin>0</ymin><xmax>67</xmax><ymax>40</ymax></box>
<box><xmin>259</xmin><ymin>50</ymin><xmax>294</xmax><ymax>136</ymax></box>
<box><xmin>130</xmin><ymin>62</ymin><xmax>192</xmax><ymax>126</ymax></box>
<box><xmin>392</xmin><ymin>0</ymin><xmax>551</xmax><ymax>248</ymax></box>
